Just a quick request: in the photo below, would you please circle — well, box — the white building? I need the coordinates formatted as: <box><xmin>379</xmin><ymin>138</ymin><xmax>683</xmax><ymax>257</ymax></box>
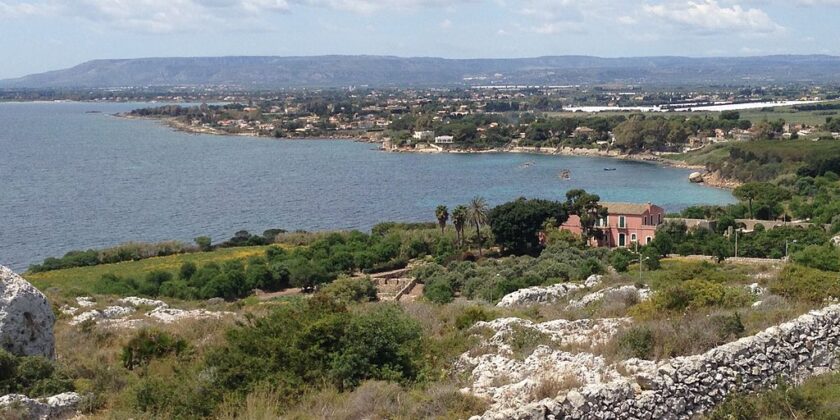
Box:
<box><xmin>413</xmin><ymin>130</ymin><xmax>435</xmax><ymax>141</ymax></box>
<box><xmin>434</xmin><ymin>135</ymin><xmax>454</xmax><ymax>144</ymax></box>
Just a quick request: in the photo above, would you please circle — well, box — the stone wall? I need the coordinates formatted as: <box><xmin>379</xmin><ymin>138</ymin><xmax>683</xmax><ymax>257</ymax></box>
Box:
<box><xmin>476</xmin><ymin>304</ymin><xmax>840</xmax><ymax>420</ymax></box>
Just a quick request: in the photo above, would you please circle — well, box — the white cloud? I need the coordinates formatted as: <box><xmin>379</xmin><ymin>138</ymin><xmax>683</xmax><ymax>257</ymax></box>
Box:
<box><xmin>439</xmin><ymin>18</ymin><xmax>452</xmax><ymax>28</ymax></box>
<box><xmin>643</xmin><ymin>1</ymin><xmax>784</xmax><ymax>35</ymax></box>
<box><xmin>0</xmin><ymin>0</ymin><xmax>471</xmax><ymax>32</ymax></box>
<box><xmin>0</xmin><ymin>1</ymin><xmax>57</xmax><ymax>18</ymax></box>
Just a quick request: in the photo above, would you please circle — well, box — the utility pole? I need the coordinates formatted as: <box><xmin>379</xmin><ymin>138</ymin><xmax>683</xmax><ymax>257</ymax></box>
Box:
<box><xmin>735</xmin><ymin>230</ymin><xmax>739</xmax><ymax>258</ymax></box>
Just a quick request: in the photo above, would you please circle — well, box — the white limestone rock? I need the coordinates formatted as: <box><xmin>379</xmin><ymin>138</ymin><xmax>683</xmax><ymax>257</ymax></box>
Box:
<box><xmin>58</xmin><ymin>305</ymin><xmax>78</xmax><ymax>316</ymax></box>
<box><xmin>118</xmin><ymin>297</ymin><xmax>168</xmax><ymax>308</ymax></box>
<box><xmin>745</xmin><ymin>283</ymin><xmax>768</xmax><ymax>296</ymax></box>
<box><xmin>0</xmin><ymin>265</ymin><xmax>55</xmax><ymax>358</ymax></box>
<box><xmin>584</xmin><ymin>274</ymin><xmax>604</xmax><ymax>288</ymax></box>
<box><xmin>146</xmin><ymin>307</ymin><xmax>233</xmax><ymax>324</ymax></box>
<box><xmin>688</xmin><ymin>172</ymin><xmax>704</xmax><ymax>183</ymax></box>
<box><xmin>496</xmin><ymin>283</ymin><xmax>585</xmax><ymax>307</ymax></box>
<box><xmin>0</xmin><ymin>392</ymin><xmax>81</xmax><ymax>420</ymax></box>
<box><xmin>75</xmin><ymin>297</ymin><xmax>95</xmax><ymax>308</ymax></box>
<box><xmin>566</xmin><ymin>285</ymin><xmax>651</xmax><ymax>310</ymax></box>
<box><xmin>70</xmin><ymin>306</ymin><xmax>135</xmax><ymax>325</ymax></box>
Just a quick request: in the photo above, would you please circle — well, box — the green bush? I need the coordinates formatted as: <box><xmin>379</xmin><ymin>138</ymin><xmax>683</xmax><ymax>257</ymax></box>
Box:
<box><xmin>610</xmin><ymin>248</ymin><xmax>633</xmax><ymax>272</ymax></box>
<box><xmin>121</xmin><ymin>329</ymin><xmax>188</xmax><ymax>370</ymax></box>
<box><xmin>615</xmin><ymin>327</ymin><xmax>654</xmax><ymax>359</ymax></box>
<box><xmin>770</xmin><ymin>264</ymin><xmax>840</xmax><ymax>302</ymax></box>
<box><xmin>424</xmin><ymin>278</ymin><xmax>455</xmax><ymax>304</ymax></box>
<box><xmin>791</xmin><ymin>245</ymin><xmax>840</xmax><ymax>272</ymax></box>
<box><xmin>455</xmin><ymin>306</ymin><xmax>494</xmax><ymax>330</ymax></box>
<box><xmin>639</xmin><ymin>279</ymin><xmax>752</xmax><ymax>314</ymax></box>
<box><xmin>317</xmin><ymin>276</ymin><xmax>378</xmax><ymax>305</ymax></box>
<box><xmin>206</xmin><ymin>301</ymin><xmax>424</xmax><ymax>407</ymax></box>
<box><xmin>0</xmin><ymin>349</ymin><xmax>74</xmax><ymax>397</ymax></box>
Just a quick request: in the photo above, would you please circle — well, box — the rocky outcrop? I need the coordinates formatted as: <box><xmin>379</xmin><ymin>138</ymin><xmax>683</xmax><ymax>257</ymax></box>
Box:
<box><xmin>496</xmin><ymin>276</ymin><xmax>604</xmax><ymax>308</ymax></box>
<box><xmin>688</xmin><ymin>172</ymin><xmax>704</xmax><ymax>183</ymax></box>
<box><xmin>0</xmin><ymin>266</ymin><xmax>55</xmax><ymax>358</ymax></box>
<box><xmin>566</xmin><ymin>285</ymin><xmax>651</xmax><ymax>310</ymax></box>
<box><xmin>473</xmin><ymin>304</ymin><xmax>840</xmax><ymax>419</ymax></box>
<box><xmin>496</xmin><ymin>283</ymin><xmax>586</xmax><ymax>308</ymax></box>
<box><xmin>0</xmin><ymin>392</ymin><xmax>81</xmax><ymax>419</ymax></box>
<box><xmin>456</xmin><ymin>317</ymin><xmax>630</xmax><ymax>410</ymax></box>
<box><xmin>146</xmin><ymin>307</ymin><xmax>233</xmax><ymax>324</ymax></box>
<box><xmin>65</xmin><ymin>296</ymin><xmax>232</xmax><ymax>328</ymax></box>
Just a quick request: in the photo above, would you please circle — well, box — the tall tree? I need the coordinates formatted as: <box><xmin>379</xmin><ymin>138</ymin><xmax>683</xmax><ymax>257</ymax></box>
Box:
<box><xmin>452</xmin><ymin>205</ymin><xmax>468</xmax><ymax>248</ymax></box>
<box><xmin>435</xmin><ymin>205</ymin><xmax>449</xmax><ymax>235</ymax></box>
<box><xmin>488</xmin><ymin>198</ymin><xmax>566</xmax><ymax>255</ymax></box>
<box><xmin>467</xmin><ymin>196</ymin><xmax>490</xmax><ymax>257</ymax></box>
<box><xmin>565</xmin><ymin>189</ymin><xmax>608</xmax><ymax>243</ymax></box>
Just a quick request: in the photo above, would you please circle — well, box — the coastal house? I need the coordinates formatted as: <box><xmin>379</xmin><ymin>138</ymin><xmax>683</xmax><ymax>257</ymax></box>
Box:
<box><xmin>435</xmin><ymin>135</ymin><xmax>454</xmax><ymax>144</ymax></box>
<box><xmin>413</xmin><ymin>130</ymin><xmax>435</xmax><ymax>142</ymax></box>
<box><xmin>559</xmin><ymin>202</ymin><xmax>666</xmax><ymax>248</ymax></box>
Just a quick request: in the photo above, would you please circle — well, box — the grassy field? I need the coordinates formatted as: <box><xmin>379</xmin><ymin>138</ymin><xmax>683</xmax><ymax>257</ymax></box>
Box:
<box><xmin>668</xmin><ymin>138</ymin><xmax>840</xmax><ymax>168</ymax></box>
<box><xmin>25</xmin><ymin>246</ymin><xmax>271</xmax><ymax>295</ymax></box>
<box><xmin>707</xmin><ymin>371</ymin><xmax>840</xmax><ymax>419</ymax></box>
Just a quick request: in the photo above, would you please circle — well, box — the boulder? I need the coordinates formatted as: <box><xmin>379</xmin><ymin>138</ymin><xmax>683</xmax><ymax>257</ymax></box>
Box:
<box><xmin>831</xmin><ymin>235</ymin><xmax>840</xmax><ymax>248</ymax></box>
<box><xmin>0</xmin><ymin>392</ymin><xmax>81</xmax><ymax>419</ymax></box>
<box><xmin>0</xmin><ymin>265</ymin><xmax>55</xmax><ymax>358</ymax></box>
<box><xmin>688</xmin><ymin>172</ymin><xmax>704</xmax><ymax>183</ymax></box>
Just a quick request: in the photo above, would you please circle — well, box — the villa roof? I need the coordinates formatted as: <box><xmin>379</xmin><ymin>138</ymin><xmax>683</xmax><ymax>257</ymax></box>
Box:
<box><xmin>601</xmin><ymin>202</ymin><xmax>656</xmax><ymax>215</ymax></box>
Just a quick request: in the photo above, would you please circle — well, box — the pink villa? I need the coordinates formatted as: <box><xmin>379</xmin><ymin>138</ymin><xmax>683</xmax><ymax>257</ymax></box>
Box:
<box><xmin>560</xmin><ymin>202</ymin><xmax>666</xmax><ymax>248</ymax></box>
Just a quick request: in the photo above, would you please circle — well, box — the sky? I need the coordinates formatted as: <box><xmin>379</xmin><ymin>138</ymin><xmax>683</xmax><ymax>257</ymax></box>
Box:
<box><xmin>1</xmin><ymin>0</ymin><xmax>840</xmax><ymax>79</ymax></box>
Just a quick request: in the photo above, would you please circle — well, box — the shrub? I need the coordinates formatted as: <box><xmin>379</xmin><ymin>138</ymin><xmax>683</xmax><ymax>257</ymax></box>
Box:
<box><xmin>121</xmin><ymin>329</ymin><xmax>188</xmax><ymax>370</ymax></box>
<box><xmin>424</xmin><ymin>278</ymin><xmax>455</xmax><ymax>304</ymax></box>
<box><xmin>791</xmin><ymin>245</ymin><xmax>840</xmax><ymax>272</ymax></box>
<box><xmin>455</xmin><ymin>306</ymin><xmax>494</xmax><ymax>330</ymax></box>
<box><xmin>610</xmin><ymin>248</ymin><xmax>633</xmax><ymax>272</ymax></box>
<box><xmin>0</xmin><ymin>349</ymin><xmax>74</xmax><ymax>397</ymax></box>
<box><xmin>645</xmin><ymin>280</ymin><xmax>752</xmax><ymax>313</ymax></box>
<box><xmin>317</xmin><ymin>276</ymin><xmax>378</xmax><ymax>305</ymax></box>
<box><xmin>770</xmin><ymin>264</ymin><xmax>840</xmax><ymax>302</ymax></box>
<box><xmin>615</xmin><ymin>327</ymin><xmax>654</xmax><ymax>359</ymax></box>
<box><xmin>179</xmin><ymin>261</ymin><xmax>197</xmax><ymax>280</ymax></box>
<box><xmin>206</xmin><ymin>301</ymin><xmax>424</xmax><ymax>407</ymax></box>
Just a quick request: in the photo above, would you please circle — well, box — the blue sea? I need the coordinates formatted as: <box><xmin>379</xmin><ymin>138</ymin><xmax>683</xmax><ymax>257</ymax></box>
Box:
<box><xmin>0</xmin><ymin>102</ymin><xmax>735</xmax><ymax>271</ymax></box>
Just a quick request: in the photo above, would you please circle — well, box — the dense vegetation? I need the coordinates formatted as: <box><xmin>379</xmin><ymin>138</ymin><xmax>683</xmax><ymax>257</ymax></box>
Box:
<box><xmin>89</xmin><ymin>226</ymin><xmax>459</xmax><ymax>300</ymax></box>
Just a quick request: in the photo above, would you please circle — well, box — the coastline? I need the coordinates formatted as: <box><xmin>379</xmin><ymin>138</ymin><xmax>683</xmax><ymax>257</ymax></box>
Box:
<box><xmin>123</xmin><ymin>114</ymin><xmax>739</xmax><ymax>190</ymax></box>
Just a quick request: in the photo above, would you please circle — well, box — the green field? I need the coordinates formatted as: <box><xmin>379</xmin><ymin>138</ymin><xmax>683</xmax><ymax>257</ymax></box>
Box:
<box><xmin>668</xmin><ymin>138</ymin><xmax>840</xmax><ymax>167</ymax></box>
<box><xmin>25</xmin><ymin>246</ymin><xmax>271</xmax><ymax>295</ymax></box>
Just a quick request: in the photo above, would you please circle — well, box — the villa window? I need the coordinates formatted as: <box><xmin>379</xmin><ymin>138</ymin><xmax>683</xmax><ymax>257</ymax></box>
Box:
<box><xmin>646</xmin><ymin>236</ymin><xmax>653</xmax><ymax>245</ymax></box>
<box><xmin>619</xmin><ymin>233</ymin><xmax>626</xmax><ymax>247</ymax></box>
<box><xmin>643</xmin><ymin>216</ymin><xmax>648</xmax><ymax>225</ymax></box>
<box><xmin>658</xmin><ymin>214</ymin><xmax>662</xmax><ymax>224</ymax></box>
<box><xmin>619</xmin><ymin>216</ymin><xmax>626</xmax><ymax>228</ymax></box>
<box><xmin>631</xmin><ymin>233</ymin><xmax>637</xmax><ymax>243</ymax></box>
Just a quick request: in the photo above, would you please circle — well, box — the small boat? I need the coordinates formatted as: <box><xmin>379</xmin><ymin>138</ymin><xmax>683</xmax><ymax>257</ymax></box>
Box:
<box><xmin>603</xmin><ymin>168</ymin><xmax>617</xmax><ymax>171</ymax></box>
<box><xmin>558</xmin><ymin>169</ymin><xmax>571</xmax><ymax>180</ymax></box>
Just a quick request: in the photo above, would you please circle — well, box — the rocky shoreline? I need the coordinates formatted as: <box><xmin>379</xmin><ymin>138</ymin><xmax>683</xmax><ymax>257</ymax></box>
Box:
<box><xmin>122</xmin><ymin>114</ymin><xmax>740</xmax><ymax>190</ymax></box>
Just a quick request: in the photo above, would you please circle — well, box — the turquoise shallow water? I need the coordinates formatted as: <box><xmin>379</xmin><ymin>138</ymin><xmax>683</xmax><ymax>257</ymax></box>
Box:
<box><xmin>0</xmin><ymin>102</ymin><xmax>735</xmax><ymax>271</ymax></box>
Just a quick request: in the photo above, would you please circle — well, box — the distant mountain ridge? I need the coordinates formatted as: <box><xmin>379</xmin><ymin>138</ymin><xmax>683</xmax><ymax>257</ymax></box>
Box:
<box><xmin>3</xmin><ymin>55</ymin><xmax>840</xmax><ymax>88</ymax></box>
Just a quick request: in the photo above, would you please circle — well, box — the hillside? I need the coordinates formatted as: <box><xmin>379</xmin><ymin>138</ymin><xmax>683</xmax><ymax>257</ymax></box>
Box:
<box><xmin>3</xmin><ymin>55</ymin><xmax>840</xmax><ymax>89</ymax></box>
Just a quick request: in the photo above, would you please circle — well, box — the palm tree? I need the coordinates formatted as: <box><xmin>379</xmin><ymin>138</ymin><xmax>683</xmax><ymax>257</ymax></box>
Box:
<box><xmin>435</xmin><ymin>205</ymin><xmax>449</xmax><ymax>235</ymax></box>
<box><xmin>452</xmin><ymin>205</ymin><xmax>468</xmax><ymax>248</ymax></box>
<box><xmin>467</xmin><ymin>196</ymin><xmax>489</xmax><ymax>257</ymax></box>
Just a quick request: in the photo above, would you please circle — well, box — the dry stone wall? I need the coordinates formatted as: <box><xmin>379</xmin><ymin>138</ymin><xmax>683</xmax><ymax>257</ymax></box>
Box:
<box><xmin>475</xmin><ymin>304</ymin><xmax>840</xmax><ymax>420</ymax></box>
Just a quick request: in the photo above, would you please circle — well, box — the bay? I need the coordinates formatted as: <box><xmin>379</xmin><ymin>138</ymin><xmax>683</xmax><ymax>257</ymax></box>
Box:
<box><xmin>0</xmin><ymin>102</ymin><xmax>735</xmax><ymax>271</ymax></box>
